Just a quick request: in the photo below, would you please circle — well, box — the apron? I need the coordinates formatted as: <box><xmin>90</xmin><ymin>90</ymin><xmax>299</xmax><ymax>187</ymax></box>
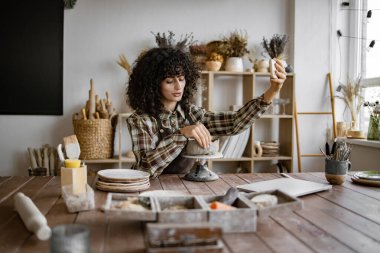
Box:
<box><xmin>156</xmin><ymin>111</ymin><xmax>195</xmax><ymax>174</ymax></box>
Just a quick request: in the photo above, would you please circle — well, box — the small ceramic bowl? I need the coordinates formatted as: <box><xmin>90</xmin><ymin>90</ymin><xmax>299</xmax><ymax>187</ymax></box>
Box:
<box><xmin>185</xmin><ymin>139</ymin><xmax>219</xmax><ymax>155</ymax></box>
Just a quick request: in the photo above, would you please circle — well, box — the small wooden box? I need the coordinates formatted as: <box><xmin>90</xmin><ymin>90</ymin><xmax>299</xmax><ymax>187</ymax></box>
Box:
<box><xmin>200</xmin><ymin>195</ymin><xmax>257</xmax><ymax>233</ymax></box>
<box><xmin>146</xmin><ymin>223</ymin><xmax>224</xmax><ymax>253</ymax></box>
<box><xmin>102</xmin><ymin>193</ymin><xmax>157</xmax><ymax>221</ymax></box>
<box><xmin>241</xmin><ymin>190</ymin><xmax>303</xmax><ymax>217</ymax></box>
<box><xmin>60</xmin><ymin>165</ymin><xmax>87</xmax><ymax>195</ymax></box>
<box><xmin>155</xmin><ymin>196</ymin><xmax>208</xmax><ymax>224</ymax></box>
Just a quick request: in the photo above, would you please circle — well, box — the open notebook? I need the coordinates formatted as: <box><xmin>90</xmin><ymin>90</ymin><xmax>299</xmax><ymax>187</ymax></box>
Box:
<box><xmin>237</xmin><ymin>177</ymin><xmax>332</xmax><ymax>197</ymax></box>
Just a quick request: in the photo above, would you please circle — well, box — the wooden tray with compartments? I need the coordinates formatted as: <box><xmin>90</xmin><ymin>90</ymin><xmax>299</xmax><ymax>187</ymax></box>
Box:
<box><xmin>146</xmin><ymin>223</ymin><xmax>224</xmax><ymax>253</ymax></box>
<box><xmin>154</xmin><ymin>196</ymin><xmax>208</xmax><ymax>224</ymax></box>
<box><xmin>240</xmin><ymin>189</ymin><xmax>303</xmax><ymax>217</ymax></box>
<box><xmin>102</xmin><ymin>193</ymin><xmax>157</xmax><ymax>221</ymax></box>
<box><xmin>200</xmin><ymin>195</ymin><xmax>257</xmax><ymax>233</ymax></box>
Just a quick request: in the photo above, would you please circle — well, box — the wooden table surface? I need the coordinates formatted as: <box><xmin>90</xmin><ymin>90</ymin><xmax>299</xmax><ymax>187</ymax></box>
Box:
<box><xmin>1</xmin><ymin>172</ymin><xmax>380</xmax><ymax>253</ymax></box>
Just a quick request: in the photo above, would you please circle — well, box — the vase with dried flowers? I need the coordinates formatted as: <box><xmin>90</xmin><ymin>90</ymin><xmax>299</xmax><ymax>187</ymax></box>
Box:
<box><xmin>335</xmin><ymin>76</ymin><xmax>365</xmax><ymax>132</ymax></box>
<box><xmin>219</xmin><ymin>30</ymin><xmax>249</xmax><ymax>72</ymax></box>
<box><xmin>205</xmin><ymin>52</ymin><xmax>224</xmax><ymax>71</ymax></box>
<box><xmin>364</xmin><ymin>101</ymin><xmax>380</xmax><ymax>140</ymax></box>
<box><xmin>152</xmin><ymin>31</ymin><xmax>195</xmax><ymax>52</ymax></box>
<box><xmin>189</xmin><ymin>43</ymin><xmax>208</xmax><ymax>70</ymax></box>
<box><xmin>261</xmin><ymin>34</ymin><xmax>288</xmax><ymax>78</ymax></box>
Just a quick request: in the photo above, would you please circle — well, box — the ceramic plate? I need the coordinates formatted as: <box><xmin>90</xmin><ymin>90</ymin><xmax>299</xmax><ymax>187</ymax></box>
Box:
<box><xmin>97</xmin><ymin>169</ymin><xmax>150</xmax><ymax>182</ymax></box>
<box><xmin>96</xmin><ymin>181</ymin><xmax>150</xmax><ymax>193</ymax></box>
<box><xmin>351</xmin><ymin>174</ymin><xmax>380</xmax><ymax>187</ymax></box>
<box><xmin>96</xmin><ymin>178</ymin><xmax>150</xmax><ymax>187</ymax></box>
<box><xmin>355</xmin><ymin>171</ymin><xmax>380</xmax><ymax>181</ymax></box>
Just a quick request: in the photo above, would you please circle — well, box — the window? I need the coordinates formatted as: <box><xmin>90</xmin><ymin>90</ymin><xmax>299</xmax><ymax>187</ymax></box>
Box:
<box><xmin>356</xmin><ymin>0</ymin><xmax>380</xmax><ymax>130</ymax></box>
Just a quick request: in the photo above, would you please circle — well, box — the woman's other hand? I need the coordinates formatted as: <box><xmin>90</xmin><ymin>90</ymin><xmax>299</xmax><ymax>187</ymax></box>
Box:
<box><xmin>270</xmin><ymin>59</ymin><xmax>287</xmax><ymax>91</ymax></box>
<box><xmin>180</xmin><ymin>123</ymin><xmax>211</xmax><ymax>148</ymax></box>
<box><xmin>264</xmin><ymin>59</ymin><xmax>287</xmax><ymax>103</ymax></box>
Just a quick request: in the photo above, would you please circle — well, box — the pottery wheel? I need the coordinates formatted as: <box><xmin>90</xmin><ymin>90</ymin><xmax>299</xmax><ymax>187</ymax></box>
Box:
<box><xmin>182</xmin><ymin>153</ymin><xmax>222</xmax><ymax>182</ymax></box>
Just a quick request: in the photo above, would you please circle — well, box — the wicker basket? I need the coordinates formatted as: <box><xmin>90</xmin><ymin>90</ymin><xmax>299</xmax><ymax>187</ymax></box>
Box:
<box><xmin>73</xmin><ymin>118</ymin><xmax>115</xmax><ymax>160</ymax></box>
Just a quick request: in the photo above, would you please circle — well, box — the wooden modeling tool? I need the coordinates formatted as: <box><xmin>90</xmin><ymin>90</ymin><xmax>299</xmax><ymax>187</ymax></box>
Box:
<box><xmin>88</xmin><ymin>79</ymin><xmax>96</xmax><ymax>120</ymax></box>
<box><xmin>63</xmin><ymin>135</ymin><xmax>81</xmax><ymax>159</ymax></box>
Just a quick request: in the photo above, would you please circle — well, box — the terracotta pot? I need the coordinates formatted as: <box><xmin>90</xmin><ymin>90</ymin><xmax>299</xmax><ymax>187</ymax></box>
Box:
<box><xmin>205</xmin><ymin>61</ymin><xmax>222</xmax><ymax>71</ymax></box>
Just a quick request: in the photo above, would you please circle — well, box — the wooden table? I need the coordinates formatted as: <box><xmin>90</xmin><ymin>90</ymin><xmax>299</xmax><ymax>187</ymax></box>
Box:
<box><xmin>1</xmin><ymin>173</ymin><xmax>380</xmax><ymax>253</ymax></box>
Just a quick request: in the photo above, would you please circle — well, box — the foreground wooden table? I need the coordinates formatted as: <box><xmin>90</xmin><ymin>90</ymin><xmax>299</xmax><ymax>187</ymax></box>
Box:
<box><xmin>0</xmin><ymin>172</ymin><xmax>379</xmax><ymax>253</ymax></box>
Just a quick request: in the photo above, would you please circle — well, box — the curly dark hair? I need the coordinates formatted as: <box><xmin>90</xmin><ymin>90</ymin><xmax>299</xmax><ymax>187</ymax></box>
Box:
<box><xmin>126</xmin><ymin>47</ymin><xmax>200</xmax><ymax>116</ymax></box>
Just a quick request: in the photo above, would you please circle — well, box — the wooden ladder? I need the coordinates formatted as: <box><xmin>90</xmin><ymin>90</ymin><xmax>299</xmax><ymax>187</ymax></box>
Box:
<box><xmin>294</xmin><ymin>73</ymin><xmax>337</xmax><ymax>172</ymax></box>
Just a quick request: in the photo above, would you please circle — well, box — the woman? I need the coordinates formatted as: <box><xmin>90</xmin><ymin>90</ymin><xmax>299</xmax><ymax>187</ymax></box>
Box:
<box><xmin>126</xmin><ymin>47</ymin><xmax>286</xmax><ymax>178</ymax></box>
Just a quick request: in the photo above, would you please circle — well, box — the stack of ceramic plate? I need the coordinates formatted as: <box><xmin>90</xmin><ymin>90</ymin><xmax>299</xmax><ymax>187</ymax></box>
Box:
<box><xmin>96</xmin><ymin>169</ymin><xmax>150</xmax><ymax>193</ymax></box>
<box><xmin>351</xmin><ymin>171</ymin><xmax>380</xmax><ymax>187</ymax></box>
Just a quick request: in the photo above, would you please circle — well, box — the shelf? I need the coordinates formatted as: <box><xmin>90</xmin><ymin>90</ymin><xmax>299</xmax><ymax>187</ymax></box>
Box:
<box><xmin>201</xmin><ymin>71</ymin><xmax>294</xmax><ymax>77</ymax></box>
<box><xmin>200</xmin><ymin>70</ymin><xmax>295</xmax><ymax>173</ymax></box>
<box><xmin>252</xmin><ymin>156</ymin><xmax>292</xmax><ymax>161</ymax></box>
<box><xmin>211</xmin><ymin>157</ymin><xmax>252</xmax><ymax>162</ymax></box>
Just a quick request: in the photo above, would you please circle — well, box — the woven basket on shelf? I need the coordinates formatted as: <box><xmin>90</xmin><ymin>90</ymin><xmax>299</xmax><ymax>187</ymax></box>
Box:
<box><xmin>73</xmin><ymin>118</ymin><xmax>115</xmax><ymax>160</ymax></box>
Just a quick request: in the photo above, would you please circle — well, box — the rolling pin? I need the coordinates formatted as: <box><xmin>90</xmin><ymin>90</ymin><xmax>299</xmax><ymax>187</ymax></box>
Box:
<box><xmin>88</xmin><ymin>79</ymin><xmax>96</xmax><ymax>120</ymax></box>
<box><xmin>14</xmin><ymin>192</ymin><xmax>52</xmax><ymax>241</ymax></box>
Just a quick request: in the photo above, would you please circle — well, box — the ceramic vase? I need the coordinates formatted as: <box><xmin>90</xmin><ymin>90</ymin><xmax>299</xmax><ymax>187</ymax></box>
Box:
<box><xmin>256</xmin><ymin>59</ymin><xmax>269</xmax><ymax>73</ymax></box>
<box><xmin>225</xmin><ymin>57</ymin><xmax>243</xmax><ymax>72</ymax></box>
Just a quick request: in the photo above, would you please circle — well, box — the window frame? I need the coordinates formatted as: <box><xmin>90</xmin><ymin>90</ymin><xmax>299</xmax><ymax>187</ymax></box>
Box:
<box><xmin>348</xmin><ymin>0</ymin><xmax>380</xmax><ymax>130</ymax></box>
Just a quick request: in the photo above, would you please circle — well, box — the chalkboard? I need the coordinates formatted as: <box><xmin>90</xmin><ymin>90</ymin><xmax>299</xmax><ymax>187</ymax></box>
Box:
<box><xmin>0</xmin><ymin>0</ymin><xmax>63</xmax><ymax>115</ymax></box>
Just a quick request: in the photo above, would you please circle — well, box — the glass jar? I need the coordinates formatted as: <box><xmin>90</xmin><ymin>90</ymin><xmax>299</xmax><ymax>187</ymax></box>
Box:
<box><xmin>367</xmin><ymin>114</ymin><xmax>380</xmax><ymax>141</ymax></box>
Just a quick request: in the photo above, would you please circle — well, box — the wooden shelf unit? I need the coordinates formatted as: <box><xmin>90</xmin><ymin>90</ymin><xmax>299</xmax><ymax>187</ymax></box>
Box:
<box><xmin>201</xmin><ymin>71</ymin><xmax>295</xmax><ymax>173</ymax></box>
<box><xmin>83</xmin><ymin>73</ymin><xmax>295</xmax><ymax>173</ymax></box>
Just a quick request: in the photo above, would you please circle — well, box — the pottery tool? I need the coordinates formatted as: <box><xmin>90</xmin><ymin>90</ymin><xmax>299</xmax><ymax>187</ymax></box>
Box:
<box><xmin>81</xmin><ymin>108</ymin><xmax>87</xmax><ymax>120</ymax></box>
<box><xmin>57</xmin><ymin>144</ymin><xmax>65</xmax><ymax>163</ymax></box>
<box><xmin>220</xmin><ymin>187</ymin><xmax>239</xmax><ymax>206</ymax></box>
<box><xmin>43</xmin><ymin>147</ymin><xmax>49</xmax><ymax>175</ymax></box>
<box><xmin>49</xmin><ymin>148</ymin><xmax>55</xmax><ymax>176</ymax></box>
<box><xmin>27</xmin><ymin>147</ymin><xmax>38</xmax><ymax>169</ymax></box>
<box><xmin>63</xmin><ymin>135</ymin><xmax>81</xmax><ymax>160</ymax></box>
<box><xmin>99</xmin><ymin>99</ymin><xmax>109</xmax><ymax>119</ymax></box>
<box><xmin>14</xmin><ymin>192</ymin><xmax>52</xmax><ymax>241</ymax></box>
<box><xmin>88</xmin><ymin>79</ymin><xmax>96</xmax><ymax>120</ymax></box>
<box><xmin>105</xmin><ymin>91</ymin><xmax>113</xmax><ymax>115</ymax></box>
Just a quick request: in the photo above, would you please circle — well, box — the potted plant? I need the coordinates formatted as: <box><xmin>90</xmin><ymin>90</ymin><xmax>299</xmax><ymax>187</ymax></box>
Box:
<box><xmin>364</xmin><ymin>101</ymin><xmax>380</xmax><ymax>140</ymax></box>
<box><xmin>220</xmin><ymin>30</ymin><xmax>249</xmax><ymax>72</ymax></box>
<box><xmin>205</xmin><ymin>52</ymin><xmax>224</xmax><ymax>71</ymax></box>
<box><xmin>261</xmin><ymin>34</ymin><xmax>288</xmax><ymax>77</ymax></box>
<box><xmin>335</xmin><ymin>76</ymin><xmax>365</xmax><ymax>132</ymax></box>
<box><xmin>152</xmin><ymin>30</ymin><xmax>195</xmax><ymax>52</ymax></box>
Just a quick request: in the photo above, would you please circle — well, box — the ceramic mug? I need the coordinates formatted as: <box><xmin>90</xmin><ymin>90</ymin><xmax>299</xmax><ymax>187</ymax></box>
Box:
<box><xmin>325</xmin><ymin>159</ymin><xmax>351</xmax><ymax>185</ymax></box>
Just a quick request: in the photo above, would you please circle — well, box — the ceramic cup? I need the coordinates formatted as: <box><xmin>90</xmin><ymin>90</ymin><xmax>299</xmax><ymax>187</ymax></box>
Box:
<box><xmin>325</xmin><ymin>159</ymin><xmax>351</xmax><ymax>185</ymax></box>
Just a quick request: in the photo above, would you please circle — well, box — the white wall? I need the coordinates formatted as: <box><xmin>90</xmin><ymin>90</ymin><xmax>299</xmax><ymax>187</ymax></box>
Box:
<box><xmin>0</xmin><ymin>0</ymin><xmax>337</xmax><ymax>175</ymax></box>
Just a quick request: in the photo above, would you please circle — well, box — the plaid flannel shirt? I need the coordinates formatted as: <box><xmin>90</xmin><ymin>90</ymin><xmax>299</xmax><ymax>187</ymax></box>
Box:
<box><xmin>127</xmin><ymin>95</ymin><xmax>271</xmax><ymax>178</ymax></box>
